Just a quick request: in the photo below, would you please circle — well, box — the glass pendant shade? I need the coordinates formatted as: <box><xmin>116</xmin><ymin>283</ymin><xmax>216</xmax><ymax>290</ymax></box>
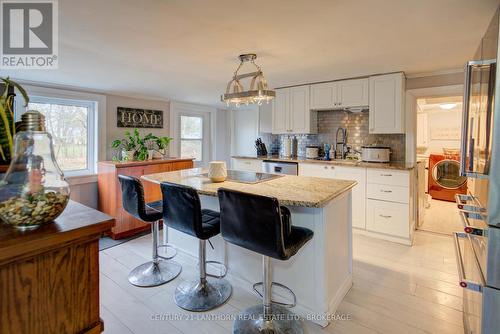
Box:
<box><xmin>0</xmin><ymin>111</ymin><xmax>70</xmax><ymax>230</ymax></box>
<box><xmin>221</xmin><ymin>54</ymin><xmax>275</xmax><ymax>107</ymax></box>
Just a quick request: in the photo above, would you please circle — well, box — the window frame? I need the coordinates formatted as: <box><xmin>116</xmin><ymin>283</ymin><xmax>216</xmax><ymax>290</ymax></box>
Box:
<box><xmin>26</xmin><ymin>95</ymin><xmax>97</xmax><ymax>176</ymax></box>
<box><xmin>180</xmin><ymin>115</ymin><xmax>204</xmax><ymax>162</ymax></box>
<box><xmin>13</xmin><ymin>84</ymin><xmax>105</xmax><ymax>178</ymax></box>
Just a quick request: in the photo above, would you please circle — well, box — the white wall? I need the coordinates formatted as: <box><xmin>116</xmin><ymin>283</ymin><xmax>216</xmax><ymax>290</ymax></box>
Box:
<box><xmin>418</xmin><ymin>108</ymin><xmax>462</xmax><ymax>155</ymax></box>
<box><xmin>106</xmin><ymin>95</ymin><xmax>170</xmax><ymax>160</ymax></box>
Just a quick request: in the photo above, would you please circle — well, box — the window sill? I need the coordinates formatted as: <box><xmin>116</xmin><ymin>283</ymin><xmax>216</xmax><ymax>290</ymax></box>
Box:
<box><xmin>65</xmin><ymin>174</ymin><xmax>98</xmax><ymax>186</ymax></box>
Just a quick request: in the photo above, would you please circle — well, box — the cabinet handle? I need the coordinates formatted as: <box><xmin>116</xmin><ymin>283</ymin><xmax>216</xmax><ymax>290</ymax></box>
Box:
<box><xmin>324</xmin><ymin>166</ymin><xmax>328</xmax><ymax>169</ymax></box>
<box><xmin>380</xmin><ymin>174</ymin><xmax>393</xmax><ymax>177</ymax></box>
<box><xmin>379</xmin><ymin>214</ymin><xmax>392</xmax><ymax>219</ymax></box>
<box><xmin>330</xmin><ymin>166</ymin><xmax>335</xmax><ymax>169</ymax></box>
<box><xmin>380</xmin><ymin>189</ymin><xmax>393</xmax><ymax>193</ymax></box>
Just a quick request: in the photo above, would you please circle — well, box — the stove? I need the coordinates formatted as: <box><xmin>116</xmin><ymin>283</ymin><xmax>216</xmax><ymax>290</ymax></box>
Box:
<box><xmin>201</xmin><ymin>170</ymin><xmax>282</xmax><ymax>184</ymax></box>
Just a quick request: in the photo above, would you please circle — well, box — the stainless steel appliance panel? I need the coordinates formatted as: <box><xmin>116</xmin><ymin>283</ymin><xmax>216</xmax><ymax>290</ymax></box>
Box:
<box><xmin>262</xmin><ymin>161</ymin><xmax>298</xmax><ymax>176</ymax></box>
<box><xmin>482</xmin><ymin>287</ymin><xmax>500</xmax><ymax>334</ymax></box>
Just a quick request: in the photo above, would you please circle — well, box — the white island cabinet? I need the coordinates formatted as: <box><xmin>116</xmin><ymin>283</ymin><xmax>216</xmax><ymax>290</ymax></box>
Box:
<box><xmin>142</xmin><ymin>168</ymin><xmax>355</xmax><ymax>327</ymax></box>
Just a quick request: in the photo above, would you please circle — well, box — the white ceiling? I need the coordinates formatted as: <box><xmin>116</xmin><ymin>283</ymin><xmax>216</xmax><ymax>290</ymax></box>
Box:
<box><xmin>4</xmin><ymin>0</ymin><xmax>499</xmax><ymax>106</ymax></box>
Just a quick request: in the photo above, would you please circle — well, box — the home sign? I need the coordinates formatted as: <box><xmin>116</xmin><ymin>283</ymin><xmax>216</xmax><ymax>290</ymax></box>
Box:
<box><xmin>117</xmin><ymin>107</ymin><xmax>163</xmax><ymax>128</ymax></box>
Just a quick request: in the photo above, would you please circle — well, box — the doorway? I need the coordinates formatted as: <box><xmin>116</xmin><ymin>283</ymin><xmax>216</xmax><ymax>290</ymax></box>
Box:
<box><xmin>416</xmin><ymin>95</ymin><xmax>465</xmax><ymax>235</ymax></box>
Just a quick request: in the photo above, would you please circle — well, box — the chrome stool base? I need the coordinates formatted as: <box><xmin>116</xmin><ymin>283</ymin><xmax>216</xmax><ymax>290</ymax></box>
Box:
<box><xmin>233</xmin><ymin>304</ymin><xmax>303</xmax><ymax>334</ymax></box>
<box><xmin>128</xmin><ymin>260</ymin><xmax>181</xmax><ymax>287</ymax></box>
<box><xmin>174</xmin><ymin>277</ymin><xmax>232</xmax><ymax>311</ymax></box>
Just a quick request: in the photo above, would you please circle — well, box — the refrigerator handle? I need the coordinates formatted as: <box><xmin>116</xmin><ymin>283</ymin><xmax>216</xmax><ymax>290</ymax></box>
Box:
<box><xmin>453</xmin><ymin>231</ymin><xmax>485</xmax><ymax>292</ymax></box>
<box><xmin>460</xmin><ymin>62</ymin><xmax>472</xmax><ymax>177</ymax></box>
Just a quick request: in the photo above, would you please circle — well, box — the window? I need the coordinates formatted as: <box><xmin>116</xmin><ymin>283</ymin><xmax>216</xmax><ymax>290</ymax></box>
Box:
<box><xmin>180</xmin><ymin>115</ymin><xmax>203</xmax><ymax>161</ymax></box>
<box><xmin>26</xmin><ymin>96</ymin><xmax>96</xmax><ymax>175</ymax></box>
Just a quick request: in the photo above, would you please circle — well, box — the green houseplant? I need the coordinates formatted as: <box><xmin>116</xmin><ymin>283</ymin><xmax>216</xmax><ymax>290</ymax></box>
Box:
<box><xmin>111</xmin><ymin>129</ymin><xmax>137</xmax><ymax>161</ymax></box>
<box><xmin>0</xmin><ymin>77</ymin><xmax>29</xmax><ymax>166</ymax></box>
<box><xmin>155</xmin><ymin>136</ymin><xmax>173</xmax><ymax>157</ymax></box>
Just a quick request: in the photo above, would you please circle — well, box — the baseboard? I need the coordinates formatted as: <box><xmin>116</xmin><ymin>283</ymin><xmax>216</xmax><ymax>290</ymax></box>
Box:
<box><xmin>353</xmin><ymin>228</ymin><xmax>412</xmax><ymax>246</ymax></box>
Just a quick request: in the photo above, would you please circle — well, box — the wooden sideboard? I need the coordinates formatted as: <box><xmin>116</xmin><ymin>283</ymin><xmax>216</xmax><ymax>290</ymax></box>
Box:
<box><xmin>0</xmin><ymin>200</ymin><xmax>113</xmax><ymax>334</ymax></box>
<box><xmin>97</xmin><ymin>158</ymin><xmax>194</xmax><ymax>239</ymax></box>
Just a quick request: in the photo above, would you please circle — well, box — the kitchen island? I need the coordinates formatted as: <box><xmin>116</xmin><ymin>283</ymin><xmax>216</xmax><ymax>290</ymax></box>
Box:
<box><xmin>142</xmin><ymin>168</ymin><xmax>356</xmax><ymax>327</ymax></box>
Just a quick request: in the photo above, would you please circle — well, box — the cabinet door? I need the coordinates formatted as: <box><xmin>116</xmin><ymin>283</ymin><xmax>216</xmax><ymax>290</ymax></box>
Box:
<box><xmin>290</xmin><ymin>85</ymin><xmax>311</xmax><ymax>133</ymax></box>
<box><xmin>369</xmin><ymin>73</ymin><xmax>405</xmax><ymax>134</ymax></box>
<box><xmin>232</xmin><ymin>158</ymin><xmax>263</xmax><ymax>172</ymax></box>
<box><xmin>272</xmin><ymin>88</ymin><xmax>289</xmax><ymax>134</ymax></box>
<box><xmin>298</xmin><ymin>163</ymin><xmax>335</xmax><ymax>178</ymax></box>
<box><xmin>310</xmin><ymin>82</ymin><xmax>337</xmax><ymax>110</ymax></box>
<box><xmin>338</xmin><ymin>78</ymin><xmax>369</xmax><ymax>108</ymax></box>
<box><xmin>366</xmin><ymin>199</ymin><xmax>409</xmax><ymax>238</ymax></box>
<box><xmin>335</xmin><ymin>166</ymin><xmax>367</xmax><ymax>229</ymax></box>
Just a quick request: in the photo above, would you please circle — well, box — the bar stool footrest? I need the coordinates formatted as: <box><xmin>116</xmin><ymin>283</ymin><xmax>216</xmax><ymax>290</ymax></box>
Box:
<box><xmin>205</xmin><ymin>260</ymin><xmax>228</xmax><ymax>278</ymax></box>
<box><xmin>252</xmin><ymin>281</ymin><xmax>297</xmax><ymax>308</ymax></box>
<box><xmin>157</xmin><ymin>243</ymin><xmax>177</xmax><ymax>260</ymax></box>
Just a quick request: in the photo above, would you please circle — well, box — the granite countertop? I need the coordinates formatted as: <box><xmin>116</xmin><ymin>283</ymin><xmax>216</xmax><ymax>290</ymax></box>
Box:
<box><xmin>232</xmin><ymin>155</ymin><xmax>415</xmax><ymax>170</ymax></box>
<box><xmin>141</xmin><ymin>168</ymin><xmax>356</xmax><ymax>208</ymax></box>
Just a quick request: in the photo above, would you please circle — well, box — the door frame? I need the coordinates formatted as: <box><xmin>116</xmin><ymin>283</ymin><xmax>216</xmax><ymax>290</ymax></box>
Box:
<box><xmin>405</xmin><ymin>84</ymin><xmax>464</xmax><ymax>164</ymax></box>
<box><xmin>170</xmin><ymin>101</ymin><xmax>217</xmax><ymax>167</ymax></box>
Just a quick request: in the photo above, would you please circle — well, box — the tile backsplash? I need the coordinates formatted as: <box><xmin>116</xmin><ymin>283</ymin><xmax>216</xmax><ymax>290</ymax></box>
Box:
<box><xmin>260</xmin><ymin>111</ymin><xmax>406</xmax><ymax>162</ymax></box>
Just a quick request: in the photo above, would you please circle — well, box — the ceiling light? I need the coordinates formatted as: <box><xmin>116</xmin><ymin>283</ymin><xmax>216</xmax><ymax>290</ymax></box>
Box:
<box><xmin>221</xmin><ymin>53</ymin><xmax>275</xmax><ymax>107</ymax></box>
<box><xmin>439</xmin><ymin>103</ymin><xmax>457</xmax><ymax>110</ymax></box>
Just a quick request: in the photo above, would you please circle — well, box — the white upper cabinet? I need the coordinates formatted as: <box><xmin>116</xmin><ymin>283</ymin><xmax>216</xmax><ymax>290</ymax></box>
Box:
<box><xmin>310</xmin><ymin>82</ymin><xmax>338</xmax><ymax>110</ymax></box>
<box><xmin>416</xmin><ymin>113</ymin><xmax>428</xmax><ymax>148</ymax></box>
<box><xmin>338</xmin><ymin>78</ymin><xmax>369</xmax><ymax>108</ymax></box>
<box><xmin>310</xmin><ymin>78</ymin><xmax>368</xmax><ymax>110</ymax></box>
<box><xmin>272</xmin><ymin>88</ymin><xmax>289</xmax><ymax>134</ymax></box>
<box><xmin>272</xmin><ymin>86</ymin><xmax>316</xmax><ymax>134</ymax></box>
<box><xmin>368</xmin><ymin>72</ymin><xmax>405</xmax><ymax>134</ymax></box>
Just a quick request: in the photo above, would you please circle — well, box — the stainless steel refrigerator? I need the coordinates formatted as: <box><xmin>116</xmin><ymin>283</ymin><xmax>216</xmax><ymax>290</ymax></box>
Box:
<box><xmin>455</xmin><ymin>7</ymin><xmax>500</xmax><ymax>334</ymax></box>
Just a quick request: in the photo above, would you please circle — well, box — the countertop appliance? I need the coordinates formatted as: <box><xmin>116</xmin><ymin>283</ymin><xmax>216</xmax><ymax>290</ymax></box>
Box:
<box><xmin>428</xmin><ymin>154</ymin><xmax>467</xmax><ymax>201</ymax></box>
<box><xmin>361</xmin><ymin>146</ymin><xmax>391</xmax><ymax>163</ymax></box>
<box><xmin>262</xmin><ymin>161</ymin><xmax>298</xmax><ymax>175</ymax></box>
<box><xmin>305</xmin><ymin>146</ymin><xmax>319</xmax><ymax>159</ymax></box>
<box><xmin>454</xmin><ymin>8</ymin><xmax>500</xmax><ymax>334</ymax></box>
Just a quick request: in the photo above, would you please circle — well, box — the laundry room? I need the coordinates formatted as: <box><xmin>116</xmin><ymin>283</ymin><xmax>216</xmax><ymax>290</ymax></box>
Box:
<box><xmin>416</xmin><ymin>95</ymin><xmax>467</xmax><ymax>234</ymax></box>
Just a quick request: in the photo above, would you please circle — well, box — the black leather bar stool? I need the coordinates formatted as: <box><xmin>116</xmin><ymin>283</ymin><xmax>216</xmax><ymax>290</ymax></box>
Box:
<box><xmin>161</xmin><ymin>182</ymin><xmax>232</xmax><ymax>311</ymax></box>
<box><xmin>118</xmin><ymin>175</ymin><xmax>181</xmax><ymax>287</ymax></box>
<box><xmin>218</xmin><ymin>188</ymin><xmax>313</xmax><ymax>334</ymax></box>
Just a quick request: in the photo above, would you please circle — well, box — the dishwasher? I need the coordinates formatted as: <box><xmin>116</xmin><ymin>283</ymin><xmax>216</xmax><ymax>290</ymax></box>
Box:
<box><xmin>262</xmin><ymin>161</ymin><xmax>298</xmax><ymax>175</ymax></box>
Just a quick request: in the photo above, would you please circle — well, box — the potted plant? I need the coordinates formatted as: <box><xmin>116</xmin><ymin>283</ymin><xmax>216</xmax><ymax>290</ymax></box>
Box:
<box><xmin>0</xmin><ymin>77</ymin><xmax>29</xmax><ymax>170</ymax></box>
<box><xmin>134</xmin><ymin>130</ymin><xmax>156</xmax><ymax>161</ymax></box>
<box><xmin>111</xmin><ymin>130</ymin><xmax>137</xmax><ymax>161</ymax></box>
<box><xmin>155</xmin><ymin>136</ymin><xmax>173</xmax><ymax>157</ymax></box>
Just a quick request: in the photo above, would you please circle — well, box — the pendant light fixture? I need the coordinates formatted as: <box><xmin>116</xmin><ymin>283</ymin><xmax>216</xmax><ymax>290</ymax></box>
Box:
<box><xmin>221</xmin><ymin>54</ymin><xmax>275</xmax><ymax>107</ymax></box>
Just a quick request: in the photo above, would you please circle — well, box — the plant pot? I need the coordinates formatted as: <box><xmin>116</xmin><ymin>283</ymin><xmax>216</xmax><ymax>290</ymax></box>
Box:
<box><xmin>160</xmin><ymin>147</ymin><xmax>169</xmax><ymax>157</ymax></box>
<box><xmin>122</xmin><ymin>150</ymin><xmax>135</xmax><ymax>161</ymax></box>
<box><xmin>147</xmin><ymin>149</ymin><xmax>155</xmax><ymax>160</ymax></box>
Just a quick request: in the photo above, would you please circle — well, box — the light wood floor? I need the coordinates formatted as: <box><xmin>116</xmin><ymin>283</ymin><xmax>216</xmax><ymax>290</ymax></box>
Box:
<box><xmin>419</xmin><ymin>199</ymin><xmax>463</xmax><ymax>235</ymax></box>
<box><xmin>99</xmin><ymin>230</ymin><xmax>463</xmax><ymax>334</ymax></box>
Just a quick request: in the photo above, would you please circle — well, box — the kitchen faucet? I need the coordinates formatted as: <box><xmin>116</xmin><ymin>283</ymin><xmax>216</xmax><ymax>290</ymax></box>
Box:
<box><xmin>335</xmin><ymin>127</ymin><xmax>347</xmax><ymax>159</ymax></box>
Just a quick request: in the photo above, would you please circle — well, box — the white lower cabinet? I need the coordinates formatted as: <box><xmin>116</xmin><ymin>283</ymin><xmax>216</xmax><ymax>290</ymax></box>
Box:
<box><xmin>366</xmin><ymin>199</ymin><xmax>409</xmax><ymax>239</ymax></box>
<box><xmin>231</xmin><ymin>158</ymin><xmax>262</xmax><ymax>172</ymax></box>
<box><xmin>300</xmin><ymin>163</ymin><xmax>414</xmax><ymax>245</ymax></box>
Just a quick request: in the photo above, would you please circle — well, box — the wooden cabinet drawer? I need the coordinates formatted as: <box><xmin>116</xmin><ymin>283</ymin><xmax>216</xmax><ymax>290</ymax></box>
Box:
<box><xmin>367</xmin><ymin>183</ymin><xmax>409</xmax><ymax>203</ymax></box>
<box><xmin>367</xmin><ymin>168</ymin><xmax>409</xmax><ymax>187</ymax></box>
<box><xmin>366</xmin><ymin>199</ymin><xmax>409</xmax><ymax>238</ymax></box>
<box><xmin>232</xmin><ymin>158</ymin><xmax>262</xmax><ymax>172</ymax></box>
